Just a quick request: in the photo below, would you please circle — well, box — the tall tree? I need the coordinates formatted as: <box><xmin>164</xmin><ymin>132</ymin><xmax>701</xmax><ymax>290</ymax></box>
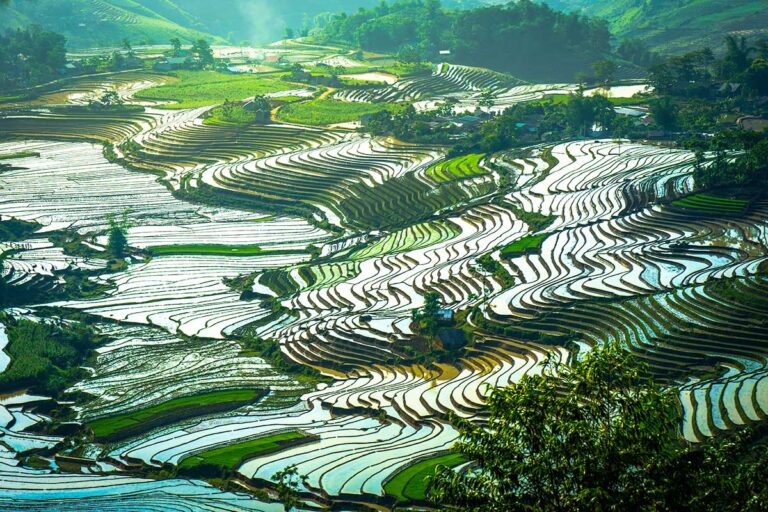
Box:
<box><xmin>650</xmin><ymin>96</ymin><xmax>678</xmax><ymax>132</ymax></box>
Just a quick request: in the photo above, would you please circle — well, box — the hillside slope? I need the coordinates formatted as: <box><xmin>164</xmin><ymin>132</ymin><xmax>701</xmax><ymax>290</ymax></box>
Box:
<box><xmin>547</xmin><ymin>0</ymin><xmax>768</xmax><ymax>53</ymax></box>
<box><xmin>0</xmin><ymin>0</ymin><xmax>220</xmax><ymax>48</ymax></box>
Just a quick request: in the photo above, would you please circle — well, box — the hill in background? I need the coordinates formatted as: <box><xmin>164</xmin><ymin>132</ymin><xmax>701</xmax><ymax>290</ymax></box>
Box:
<box><xmin>547</xmin><ymin>0</ymin><xmax>768</xmax><ymax>53</ymax></box>
<box><xmin>0</xmin><ymin>0</ymin><xmax>501</xmax><ymax>48</ymax></box>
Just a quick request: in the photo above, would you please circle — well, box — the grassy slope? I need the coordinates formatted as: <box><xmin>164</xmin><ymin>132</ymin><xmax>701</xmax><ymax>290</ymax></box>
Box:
<box><xmin>0</xmin><ymin>0</ymin><xmax>221</xmax><ymax>48</ymax></box>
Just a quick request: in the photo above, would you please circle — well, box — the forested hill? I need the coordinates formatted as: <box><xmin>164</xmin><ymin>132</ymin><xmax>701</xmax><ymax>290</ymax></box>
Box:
<box><xmin>316</xmin><ymin>0</ymin><xmax>612</xmax><ymax>82</ymax></box>
<box><xmin>0</xmin><ymin>0</ymin><xmax>502</xmax><ymax>48</ymax></box>
<box><xmin>545</xmin><ymin>0</ymin><xmax>768</xmax><ymax>54</ymax></box>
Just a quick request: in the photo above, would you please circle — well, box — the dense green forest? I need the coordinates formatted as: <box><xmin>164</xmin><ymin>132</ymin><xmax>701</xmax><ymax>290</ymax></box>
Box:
<box><xmin>0</xmin><ymin>25</ymin><xmax>66</xmax><ymax>91</ymax></box>
<box><xmin>317</xmin><ymin>0</ymin><xmax>611</xmax><ymax>81</ymax></box>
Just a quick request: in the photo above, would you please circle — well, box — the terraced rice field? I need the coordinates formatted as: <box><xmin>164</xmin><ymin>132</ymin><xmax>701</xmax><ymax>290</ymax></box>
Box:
<box><xmin>1</xmin><ymin>50</ymin><xmax>766</xmax><ymax>511</ymax></box>
<box><xmin>672</xmin><ymin>193</ymin><xmax>750</xmax><ymax>214</ymax></box>
<box><xmin>134</xmin><ymin>71</ymin><xmax>296</xmax><ymax>109</ymax></box>
<box><xmin>426</xmin><ymin>153</ymin><xmax>488</xmax><ymax>183</ymax></box>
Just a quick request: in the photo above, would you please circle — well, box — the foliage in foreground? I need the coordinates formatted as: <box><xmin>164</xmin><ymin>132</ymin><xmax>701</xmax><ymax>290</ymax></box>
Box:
<box><xmin>431</xmin><ymin>343</ymin><xmax>768</xmax><ymax>511</ymax></box>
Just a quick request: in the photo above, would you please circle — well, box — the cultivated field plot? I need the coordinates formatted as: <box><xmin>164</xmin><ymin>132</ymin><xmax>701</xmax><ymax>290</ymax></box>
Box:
<box><xmin>1</xmin><ymin>49</ymin><xmax>766</xmax><ymax>511</ymax></box>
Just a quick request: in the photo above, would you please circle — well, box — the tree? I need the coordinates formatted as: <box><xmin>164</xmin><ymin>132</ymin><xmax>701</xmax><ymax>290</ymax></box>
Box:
<box><xmin>98</xmin><ymin>90</ymin><xmax>122</xmax><ymax>108</ymax></box>
<box><xmin>121</xmin><ymin>38</ymin><xmax>133</xmax><ymax>57</ymax></box>
<box><xmin>719</xmin><ymin>35</ymin><xmax>752</xmax><ymax>79</ymax></box>
<box><xmin>592</xmin><ymin>59</ymin><xmax>617</xmax><ymax>84</ymax></box>
<box><xmin>108</xmin><ymin>50</ymin><xmax>125</xmax><ymax>70</ymax></box>
<box><xmin>649</xmin><ymin>96</ymin><xmax>678</xmax><ymax>132</ymax></box>
<box><xmin>284</xmin><ymin>27</ymin><xmax>295</xmax><ymax>40</ymax></box>
<box><xmin>566</xmin><ymin>92</ymin><xmax>614</xmax><ymax>136</ymax></box>
<box><xmin>397</xmin><ymin>44</ymin><xmax>422</xmax><ymax>65</ymax></box>
<box><xmin>170</xmin><ymin>37</ymin><xmax>182</xmax><ymax>57</ymax></box>
<box><xmin>745</xmin><ymin>57</ymin><xmax>768</xmax><ymax>95</ymax></box>
<box><xmin>431</xmin><ymin>342</ymin><xmax>768</xmax><ymax>511</ymax></box>
<box><xmin>431</xmin><ymin>344</ymin><xmax>682</xmax><ymax>511</ymax></box>
<box><xmin>107</xmin><ymin>212</ymin><xmax>129</xmax><ymax>258</ymax></box>
<box><xmin>413</xmin><ymin>291</ymin><xmax>441</xmax><ymax>336</ymax></box>
<box><xmin>192</xmin><ymin>39</ymin><xmax>214</xmax><ymax>67</ymax></box>
<box><xmin>273</xmin><ymin>465</ymin><xmax>308</xmax><ymax>512</ymax></box>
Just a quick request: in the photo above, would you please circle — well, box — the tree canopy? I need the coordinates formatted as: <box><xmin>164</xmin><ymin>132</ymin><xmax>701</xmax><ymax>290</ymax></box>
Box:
<box><xmin>317</xmin><ymin>0</ymin><xmax>611</xmax><ymax>81</ymax></box>
<box><xmin>430</xmin><ymin>343</ymin><xmax>768</xmax><ymax>511</ymax></box>
<box><xmin>0</xmin><ymin>25</ymin><xmax>67</xmax><ymax>91</ymax></box>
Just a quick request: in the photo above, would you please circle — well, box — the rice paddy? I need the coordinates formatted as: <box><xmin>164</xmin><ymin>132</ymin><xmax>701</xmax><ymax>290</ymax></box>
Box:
<box><xmin>0</xmin><ymin>41</ymin><xmax>766</xmax><ymax>512</ymax></box>
<box><xmin>672</xmin><ymin>193</ymin><xmax>750</xmax><ymax>214</ymax></box>
<box><xmin>135</xmin><ymin>71</ymin><xmax>296</xmax><ymax>109</ymax></box>
<box><xmin>178</xmin><ymin>432</ymin><xmax>310</xmax><ymax>471</ymax></box>
<box><xmin>426</xmin><ymin>153</ymin><xmax>488</xmax><ymax>182</ymax></box>
<box><xmin>88</xmin><ymin>389</ymin><xmax>264</xmax><ymax>440</ymax></box>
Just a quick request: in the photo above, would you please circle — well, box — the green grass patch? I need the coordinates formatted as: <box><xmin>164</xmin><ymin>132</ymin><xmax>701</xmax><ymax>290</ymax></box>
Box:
<box><xmin>136</xmin><ymin>70</ymin><xmax>294</xmax><ymax>109</ymax></box>
<box><xmin>426</xmin><ymin>154</ymin><xmax>487</xmax><ymax>183</ymax></box>
<box><xmin>0</xmin><ymin>151</ymin><xmax>40</xmax><ymax>161</ymax></box>
<box><xmin>88</xmin><ymin>389</ymin><xmax>264</xmax><ymax>441</ymax></box>
<box><xmin>147</xmin><ymin>244</ymin><xmax>298</xmax><ymax>257</ymax></box>
<box><xmin>277</xmin><ymin>98</ymin><xmax>405</xmax><ymax>126</ymax></box>
<box><xmin>672</xmin><ymin>193</ymin><xmax>749</xmax><ymax>214</ymax></box>
<box><xmin>179</xmin><ymin>431</ymin><xmax>308</xmax><ymax>471</ymax></box>
<box><xmin>384</xmin><ymin>453</ymin><xmax>467</xmax><ymax>502</ymax></box>
<box><xmin>500</xmin><ymin>233</ymin><xmax>548</xmax><ymax>257</ymax></box>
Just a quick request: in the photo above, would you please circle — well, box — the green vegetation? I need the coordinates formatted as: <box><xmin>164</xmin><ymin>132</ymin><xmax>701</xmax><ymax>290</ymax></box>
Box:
<box><xmin>510</xmin><ymin>207</ymin><xmax>557</xmax><ymax>233</ymax></box>
<box><xmin>681</xmin><ymin>129</ymin><xmax>768</xmax><ymax>193</ymax></box>
<box><xmin>88</xmin><ymin>389</ymin><xmax>264</xmax><ymax>441</ymax></box>
<box><xmin>318</xmin><ymin>0</ymin><xmax>611</xmax><ymax>81</ymax></box>
<box><xmin>350</xmin><ymin>221</ymin><xmax>460</xmax><ymax>260</ymax></box>
<box><xmin>277</xmin><ymin>97</ymin><xmax>403</xmax><ymax>126</ymax></box>
<box><xmin>107</xmin><ymin>213</ymin><xmax>129</xmax><ymax>259</ymax></box>
<box><xmin>385</xmin><ymin>453</ymin><xmax>466</xmax><ymax>502</ymax></box>
<box><xmin>136</xmin><ymin>71</ymin><xmax>293</xmax><ymax>109</ymax></box>
<box><xmin>426</xmin><ymin>154</ymin><xmax>487</xmax><ymax>183</ymax></box>
<box><xmin>500</xmin><ymin>234</ymin><xmax>548</xmax><ymax>258</ymax></box>
<box><xmin>179</xmin><ymin>432</ymin><xmax>308</xmax><ymax>471</ymax></box>
<box><xmin>0</xmin><ymin>151</ymin><xmax>40</xmax><ymax>160</ymax></box>
<box><xmin>0</xmin><ymin>25</ymin><xmax>66</xmax><ymax>92</ymax></box>
<box><xmin>0</xmin><ymin>0</ymin><xmax>221</xmax><ymax>50</ymax></box>
<box><xmin>552</xmin><ymin>0</ymin><xmax>768</xmax><ymax>54</ymax></box>
<box><xmin>431</xmin><ymin>343</ymin><xmax>768</xmax><ymax>511</ymax></box>
<box><xmin>0</xmin><ymin>316</ymin><xmax>98</xmax><ymax>395</ymax></box>
<box><xmin>148</xmin><ymin>244</ymin><xmax>267</xmax><ymax>257</ymax></box>
<box><xmin>0</xmin><ymin>219</ymin><xmax>40</xmax><ymax>242</ymax></box>
<box><xmin>477</xmin><ymin>254</ymin><xmax>515</xmax><ymax>289</ymax></box>
<box><xmin>672</xmin><ymin>193</ymin><xmax>750</xmax><ymax>214</ymax></box>
<box><xmin>204</xmin><ymin>97</ymin><xmax>270</xmax><ymax>126</ymax></box>
<box><xmin>412</xmin><ymin>292</ymin><xmax>442</xmax><ymax>337</ymax></box>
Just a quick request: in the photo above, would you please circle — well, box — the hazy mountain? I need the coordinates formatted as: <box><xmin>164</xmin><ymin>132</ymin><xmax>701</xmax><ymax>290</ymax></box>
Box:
<box><xmin>544</xmin><ymin>0</ymin><xmax>768</xmax><ymax>53</ymax></box>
